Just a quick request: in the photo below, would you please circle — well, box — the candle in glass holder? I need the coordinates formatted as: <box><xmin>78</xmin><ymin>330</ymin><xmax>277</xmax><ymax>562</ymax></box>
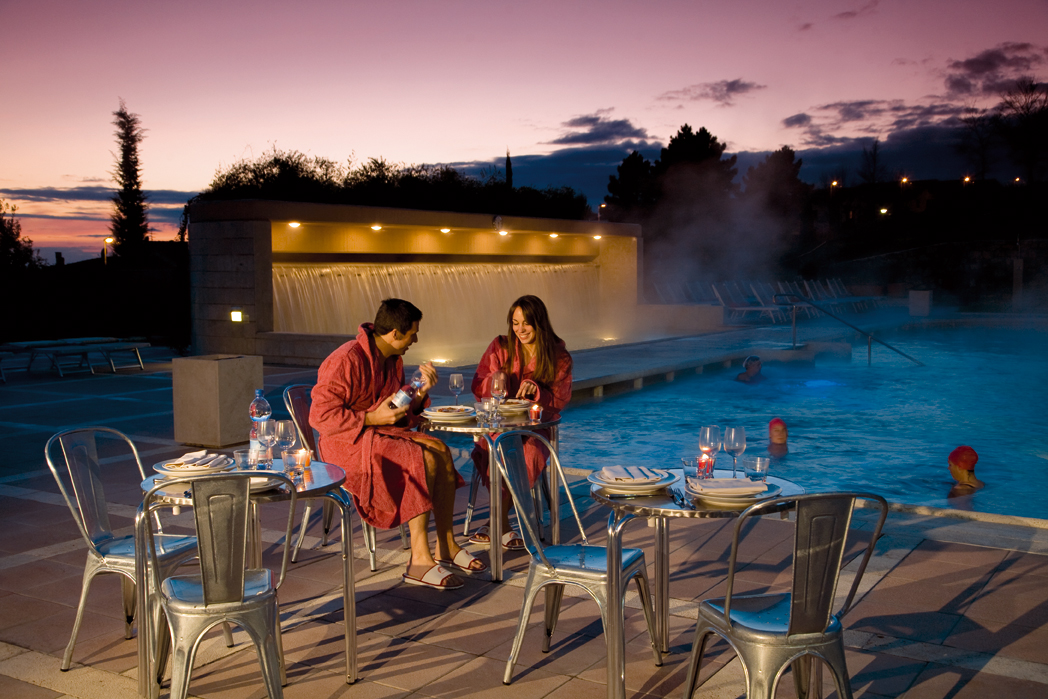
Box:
<box><xmin>529</xmin><ymin>403</ymin><xmax>542</xmax><ymax>422</ymax></box>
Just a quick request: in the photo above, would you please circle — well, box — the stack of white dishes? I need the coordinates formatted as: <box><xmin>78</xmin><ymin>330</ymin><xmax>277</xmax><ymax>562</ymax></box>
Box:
<box><xmin>588</xmin><ymin>465</ymin><xmax>679</xmax><ymax>494</ymax></box>
<box><xmin>498</xmin><ymin>399</ymin><xmax>533</xmax><ymax>413</ymax></box>
<box><xmin>422</xmin><ymin>405</ymin><xmax>476</xmax><ymax>422</ymax></box>
<box><xmin>685</xmin><ymin>477</ymin><xmax>781</xmax><ymax>507</ymax></box>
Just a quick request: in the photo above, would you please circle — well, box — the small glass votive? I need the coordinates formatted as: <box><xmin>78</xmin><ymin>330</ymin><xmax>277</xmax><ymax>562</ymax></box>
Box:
<box><xmin>282</xmin><ymin>448</ymin><xmax>311</xmax><ymax>475</ymax></box>
<box><xmin>529</xmin><ymin>403</ymin><xmax>542</xmax><ymax>422</ymax></box>
<box><xmin>745</xmin><ymin>456</ymin><xmax>770</xmax><ymax>482</ymax></box>
<box><xmin>233</xmin><ymin>449</ymin><xmax>252</xmax><ymax>470</ymax></box>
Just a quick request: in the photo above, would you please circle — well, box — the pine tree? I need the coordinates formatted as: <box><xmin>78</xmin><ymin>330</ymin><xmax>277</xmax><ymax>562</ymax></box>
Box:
<box><xmin>505</xmin><ymin>149</ymin><xmax>513</xmax><ymax>189</ymax></box>
<box><xmin>110</xmin><ymin>99</ymin><xmax>149</xmax><ymax>252</ymax></box>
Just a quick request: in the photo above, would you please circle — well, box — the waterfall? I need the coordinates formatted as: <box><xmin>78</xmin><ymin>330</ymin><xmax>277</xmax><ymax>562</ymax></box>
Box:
<box><xmin>272</xmin><ymin>262</ymin><xmax>602</xmax><ymax>364</ymax></box>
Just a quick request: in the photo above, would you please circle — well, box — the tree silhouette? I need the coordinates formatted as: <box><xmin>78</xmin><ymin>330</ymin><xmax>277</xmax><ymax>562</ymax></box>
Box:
<box><xmin>857</xmin><ymin>138</ymin><xmax>887</xmax><ymax>184</ymax></box>
<box><xmin>604</xmin><ymin>150</ymin><xmax>656</xmax><ymax>218</ymax></box>
<box><xmin>1</xmin><ymin>199</ymin><xmax>44</xmax><ymax>272</ymax></box>
<box><xmin>505</xmin><ymin>149</ymin><xmax>513</xmax><ymax>189</ymax></box>
<box><xmin>654</xmin><ymin>124</ymin><xmax>737</xmax><ymax>189</ymax></box>
<box><xmin>995</xmin><ymin>76</ymin><xmax>1048</xmax><ymax>182</ymax></box>
<box><xmin>742</xmin><ymin>146</ymin><xmax>809</xmax><ymax>221</ymax></box>
<box><xmin>109</xmin><ymin>100</ymin><xmax>150</xmax><ymax>252</ymax></box>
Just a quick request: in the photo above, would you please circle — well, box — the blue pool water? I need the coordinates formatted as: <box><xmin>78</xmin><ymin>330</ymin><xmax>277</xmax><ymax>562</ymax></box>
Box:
<box><xmin>559</xmin><ymin>326</ymin><xmax>1048</xmax><ymax>520</ymax></box>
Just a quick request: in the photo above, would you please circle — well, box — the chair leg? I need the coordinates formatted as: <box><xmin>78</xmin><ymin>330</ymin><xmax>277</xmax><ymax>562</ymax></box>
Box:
<box><xmin>542</xmin><ymin>584</ymin><xmax>566</xmax><ymax>652</ymax></box>
<box><xmin>292</xmin><ymin>502</ymin><xmax>314</xmax><ymax>563</ymax></box>
<box><xmin>531</xmin><ymin>483</ymin><xmax>544</xmax><ymax>541</ymax></box>
<box><xmin>504</xmin><ymin>570</ymin><xmax>544</xmax><ymax>685</ymax></box>
<box><xmin>633</xmin><ymin>569</ymin><xmax>663</xmax><ymax>666</ymax></box>
<box><xmin>463</xmin><ymin>467</ymin><xmax>481</xmax><ymax>536</ymax></box>
<box><xmin>121</xmin><ymin>575</ymin><xmax>136</xmax><ymax>640</ymax></box>
<box><xmin>363</xmin><ymin>522</ymin><xmax>378</xmax><ymax>572</ymax></box>
<box><xmin>681</xmin><ymin>628</ymin><xmax>712</xmax><ymax>699</ymax></box>
<box><xmin>321</xmin><ymin>499</ymin><xmax>335</xmax><ymax>546</ymax></box>
<box><xmin>399</xmin><ymin>523</ymin><xmax>410</xmax><ymax>549</ymax></box>
<box><xmin>819</xmin><ymin>641</ymin><xmax>854</xmax><ymax>699</ymax></box>
<box><xmin>222</xmin><ymin>621</ymin><xmax>235</xmax><ymax>647</ymax></box>
<box><xmin>61</xmin><ymin>560</ymin><xmax>103</xmax><ymax>670</ymax></box>
<box><xmin>792</xmin><ymin>654</ymin><xmax>815</xmax><ymax>699</ymax></box>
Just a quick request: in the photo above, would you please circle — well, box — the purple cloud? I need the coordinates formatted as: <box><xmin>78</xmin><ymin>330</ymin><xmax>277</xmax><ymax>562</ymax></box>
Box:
<box><xmin>658</xmin><ymin>79</ymin><xmax>767</xmax><ymax>106</ymax></box>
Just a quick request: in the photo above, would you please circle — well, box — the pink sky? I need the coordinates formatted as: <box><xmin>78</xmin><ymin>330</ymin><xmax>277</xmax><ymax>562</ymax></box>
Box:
<box><xmin>2</xmin><ymin>0</ymin><xmax>1046</xmax><ymax>261</ymax></box>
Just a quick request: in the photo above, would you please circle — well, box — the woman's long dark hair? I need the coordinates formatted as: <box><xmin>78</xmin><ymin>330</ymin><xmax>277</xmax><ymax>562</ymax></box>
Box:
<box><xmin>503</xmin><ymin>295</ymin><xmax>561</xmax><ymax>384</ymax></box>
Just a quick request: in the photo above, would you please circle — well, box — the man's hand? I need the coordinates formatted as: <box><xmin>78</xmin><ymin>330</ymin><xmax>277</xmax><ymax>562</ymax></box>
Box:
<box><xmin>366</xmin><ymin>397</ymin><xmax>411</xmax><ymax>426</ymax></box>
<box><xmin>417</xmin><ymin>361</ymin><xmax>438</xmax><ymax>395</ymax></box>
<box><xmin>516</xmin><ymin>380</ymin><xmax>538</xmax><ymax>399</ymax></box>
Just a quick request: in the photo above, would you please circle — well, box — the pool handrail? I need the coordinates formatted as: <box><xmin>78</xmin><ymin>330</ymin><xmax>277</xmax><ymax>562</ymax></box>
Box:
<box><xmin>772</xmin><ymin>292</ymin><xmax>925</xmax><ymax>367</ymax></box>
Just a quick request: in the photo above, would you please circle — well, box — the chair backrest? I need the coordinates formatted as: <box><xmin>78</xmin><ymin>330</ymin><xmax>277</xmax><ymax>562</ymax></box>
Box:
<box><xmin>492</xmin><ymin>431</ymin><xmax>588</xmax><ymax>570</ymax></box>
<box><xmin>721</xmin><ymin>492</ymin><xmax>887</xmax><ymax>636</ymax></box>
<box><xmin>140</xmin><ymin>472</ymin><xmax>297</xmax><ymax>602</ymax></box>
<box><xmin>45</xmin><ymin>427</ymin><xmax>145</xmax><ymax>549</ymax></box>
<box><xmin>283</xmin><ymin>384</ymin><xmax>318</xmax><ymax>456</ymax></box>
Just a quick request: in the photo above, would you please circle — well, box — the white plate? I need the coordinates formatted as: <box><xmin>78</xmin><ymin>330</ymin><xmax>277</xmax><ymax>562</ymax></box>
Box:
<box><xmin>686</xmin><ymin>482</ymin><xmax>782</xmax><ymax>507</ymax></box>
<box><xmin>423</xmin><ymin>411</ymin><xmax>477</xmax><ymax>422</ymax></box>
<box><xmin>499</xmin><ymin>399</ymin><xmax>533</xmax><ymax>413</ymax></box>
<box><xmin>153</xmin><ymin>459</ymin><xmax>234</xmax><ymax>477</ymax></box>
<box><xmin>588</xmin><ymin>471</ymin><xmax>679</xmax><ymax>494</ymax></box>
<box><xmin>424</xmin><ymin>405</ymin><xmax>475</xmax><ymax>416</ymax></box>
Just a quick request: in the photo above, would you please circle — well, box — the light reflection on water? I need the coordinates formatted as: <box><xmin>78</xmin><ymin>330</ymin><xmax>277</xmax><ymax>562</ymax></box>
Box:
<box><xmin>559</xmin><ymin>327</ymin><xmax>1048</xmax><ymax>519</ymax></box>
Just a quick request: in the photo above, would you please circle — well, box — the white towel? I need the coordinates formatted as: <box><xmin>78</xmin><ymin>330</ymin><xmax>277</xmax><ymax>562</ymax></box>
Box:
<box><xmin>600</xmin><ymin>465</ymin><xmax>665</xmax><ymax>483</ymax></box>
<box><xmin>689</xmin><ymin>478</ymin><xmax>767</xmax><ymax>496</ymax></box>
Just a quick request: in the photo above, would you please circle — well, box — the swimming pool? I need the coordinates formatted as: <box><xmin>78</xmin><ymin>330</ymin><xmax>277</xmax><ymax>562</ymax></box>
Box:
<box><xmin>559</xmin><ymin>325</ymin><xmax>1048</xmax><ymax>520</ymax></box>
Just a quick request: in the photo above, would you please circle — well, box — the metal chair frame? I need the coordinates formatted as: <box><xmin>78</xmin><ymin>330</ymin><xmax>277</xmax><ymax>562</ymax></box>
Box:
<box><xmin>284</xmin><ymin>384</ymin><xmax>409</xmax><ymax>570</ymax></box>
<box><xmin>44</xmin><ymin>427</ymin><xmax>198</xmax><ymax>671</ymax></box>
<box><xmin>682</xmin><ymin>492</ymin><xmax>888</xmax><ymax>699</ymax></box>
<box><xmin>138</xmin><ymin>471</ymin><xmax>297</xmax><ymax>699</ymax></box>
<box><xmin>493</xmin><ymin>431</ymin><xmax>661</xmax><ymax>691</ymax></box>
<box><xmin>463</xmin><ymin>438</ymin><xmax>554</xmax><ymax>541</ymax></box>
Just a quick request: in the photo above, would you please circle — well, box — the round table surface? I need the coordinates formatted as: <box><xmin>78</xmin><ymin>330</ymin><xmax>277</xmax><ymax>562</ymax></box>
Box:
<box><xmin>420</xmin><ymin>411</ymin><xmax>561</xmax><ymax>435</ymax></box>
<box><xmin>590</xmin><ymin>468</ymin><xmax>805</xmax><ymax>519</ymax></box>
<box><xmin>142</xmin><ymin>461</ymin><xmax>346</xmax><ymax>506</ymax></box>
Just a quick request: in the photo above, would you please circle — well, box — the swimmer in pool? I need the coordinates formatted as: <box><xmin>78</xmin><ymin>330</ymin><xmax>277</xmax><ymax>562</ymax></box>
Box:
<box><xmin>767</xmin><ymin>417</ymin><xmax>788</xmax><ymax>458</ymax></box>
<box><xmin>948</xmin><ymin>445</ymin><xmax>984</xmax><ymax>496</ymax></box>
<box><xmin>736</xmin><ymin>356</ymin><xmax>765</xmax><ymax>384</ymax></box>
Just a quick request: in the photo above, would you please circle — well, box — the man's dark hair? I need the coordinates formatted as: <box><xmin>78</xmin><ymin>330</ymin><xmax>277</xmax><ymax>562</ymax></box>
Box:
<box><xmin>373</xmin><ymin>298</ymin><xmax>422</xmax><ymax>335</ymax></box>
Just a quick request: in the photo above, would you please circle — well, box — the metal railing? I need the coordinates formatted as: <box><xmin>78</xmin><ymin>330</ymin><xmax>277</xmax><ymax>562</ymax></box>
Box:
<box><xmin>772</xmin><ymin>293</ymin><xmax>924</xmax><ymax>367</ymax></box>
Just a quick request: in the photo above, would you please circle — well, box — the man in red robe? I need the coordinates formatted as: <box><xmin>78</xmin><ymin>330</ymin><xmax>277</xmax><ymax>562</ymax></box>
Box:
<box><xmin>311</xmin><ymin>299</ymin><xmax>485</xmax><ymax>590</ymax></box>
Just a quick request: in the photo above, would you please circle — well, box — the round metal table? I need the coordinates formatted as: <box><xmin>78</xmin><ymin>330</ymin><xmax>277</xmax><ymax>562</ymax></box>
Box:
<box><xmin>419</xmin><ymin>411</ymin><xmax>561</xmax><ymax>582</ymax></box>
<box><xmin>590</xmin><ymin>468</ymin><xmax>805</xmax><ymax>656</ymax></box>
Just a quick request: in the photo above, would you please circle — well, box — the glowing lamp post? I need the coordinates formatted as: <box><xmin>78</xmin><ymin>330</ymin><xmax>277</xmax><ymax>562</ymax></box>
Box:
<box><xmin>103</xmin><ymin>237</ymin><xmax>114</xmax><ymax>265</ymax></box>
<box><xmin>597</xmin><ymin>202</ymin><xmax>606</xmax><ymax>221</ymax></box>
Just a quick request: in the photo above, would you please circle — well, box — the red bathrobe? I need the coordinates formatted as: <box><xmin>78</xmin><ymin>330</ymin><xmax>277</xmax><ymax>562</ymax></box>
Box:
<box><xmin>471</xmin><ymin>336</ymin><xmax>573</xmax><ymax>487</ymax></box>
<box><xmin>310</xmin><ymin>323</ymin><xmax>462</xmax><ymax>529</ymax></box>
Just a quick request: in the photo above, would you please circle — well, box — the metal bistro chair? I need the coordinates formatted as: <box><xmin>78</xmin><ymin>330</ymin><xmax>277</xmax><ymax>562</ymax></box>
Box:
<box><xmin>284</xmin><ymin>384</ymin><xmax>409</xmax><ymax>570</ymax></box>
<box><xmin>682</xmin><ymin>492</ymin><xmax>888</xmax><ymax>699</ymax></box>
<box><xmin>44</xmin><ymin>427</ymin><xmax>198</xmax><ymax>671</ymax></box>
<box><xmin>494</xmin><ymin>431</ymin><xmax>662</xmax><ymax>689</ymax></box>
<box><xmin>139</xmin><ymin>471</ymin><xmax>297</xmax><ymax>699</ymax></box>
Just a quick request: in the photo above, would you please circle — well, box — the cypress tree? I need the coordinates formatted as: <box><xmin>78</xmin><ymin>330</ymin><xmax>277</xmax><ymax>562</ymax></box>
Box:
<box><xmin>110</xmin><ymin>99</ymin><xmax>149</xmax><ymax>253</ymax></box>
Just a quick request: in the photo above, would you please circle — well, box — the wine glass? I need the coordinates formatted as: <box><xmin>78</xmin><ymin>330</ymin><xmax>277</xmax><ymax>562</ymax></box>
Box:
<box><xmin>449</xmin><ymin>374</ymin><xmax>464</xmax><ymax>404</ymax></box>
<box><xmin>490</xmin><ymin>372</ymin><xmax>508</xmax><ymax>406</ymax></box>
<box><xmin>698</xmin><ymin>425</ymin><xmax>721</xmax><ymax>475</ymax></box>
<box><xmin>256</xmin><ymin>420</ymin><xmax>278</xmax><ymax>468</ymax></box>
<box><xmin>275</xmin><ymin>420</ymin><xmax>297</xmax><ymax>467</ymax></box>
<box><xmin>723</xmin><ymin>426</ymin><xmax>746</xmax><ymax>478</ymax></box>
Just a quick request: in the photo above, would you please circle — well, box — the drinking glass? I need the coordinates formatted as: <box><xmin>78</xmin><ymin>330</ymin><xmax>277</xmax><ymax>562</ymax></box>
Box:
<box><xmin>698</xmin><ymin>425</ymin><xmax>721</xmax><ymax>473</ymax></box>
<box><xmin>723</xmin><ymin>426</ymin><xmax>746</xmax><ymax>478</ymax></box>
<box><xmin>233</xmin><ymin>449</ymin><xmax>252</xmax><ymax>470</ymax></box>
<box><xmin>745</xmin><ymin>456</ymin><xmax>770</xmax><ymax>482</ymax></box>
<box><xmin>275</xmin><ymin>420</ymin><xmax>297</xmax><ymax>454</ymax></box>
<box><xmin>449</xmin><ymin>374</ymin><xmax>464</xmax><ymax>404</ymax></box>
<box><xmin>256</xmin><ymin>420</ymin><xmax>278</xmax><ymax>468</ymax></box>
<box><xmin>490</xmin><ymin>372</ymin><xmax>508</xmax><ymax>407</ymax></box>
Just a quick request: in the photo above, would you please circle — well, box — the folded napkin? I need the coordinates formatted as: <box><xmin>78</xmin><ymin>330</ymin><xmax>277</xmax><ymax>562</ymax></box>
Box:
<box><xmin>165</xmin><ymin>451</ymin><xmax>230</xmax><ymax>469</ymax></box>
<box><xmin>688</xmin><ymin>478</ymin><xmax>767</xmax><ymax>496</ymax></box>
<box><xmin>601</xmin><ymin>466</ymin><xmax>665</xmax><ymax>483</ymax></box>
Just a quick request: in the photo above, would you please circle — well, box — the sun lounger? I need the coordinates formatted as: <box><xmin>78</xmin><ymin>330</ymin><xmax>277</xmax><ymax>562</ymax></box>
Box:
<box><xmin>28</xmin><ymin>341</ymin><xmax>149</xmax><ymax>377</ymax></box>
<box><xmin>711</xmin><ymin>283</ymin><xmax>783</xmax><ymax>323</ymax></box>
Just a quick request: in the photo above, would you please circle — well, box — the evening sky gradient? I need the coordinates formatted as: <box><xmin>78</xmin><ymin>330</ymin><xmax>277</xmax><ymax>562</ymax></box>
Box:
<box><xmin>2</xmin><ymin>0</ymin><xmax>1046</xmax><ymax>261</ymax></box>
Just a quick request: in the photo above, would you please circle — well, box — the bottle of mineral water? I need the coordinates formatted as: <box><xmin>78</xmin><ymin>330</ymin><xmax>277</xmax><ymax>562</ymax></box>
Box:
<box><xmin>249</xmin><ymin>389</ymin><xmax>272</xmax><ymax>451</ymax></box>
<box><xmin>388</xmin><ymin>369</ymin><xmax>426</xmax><ymax>409</ymax></box>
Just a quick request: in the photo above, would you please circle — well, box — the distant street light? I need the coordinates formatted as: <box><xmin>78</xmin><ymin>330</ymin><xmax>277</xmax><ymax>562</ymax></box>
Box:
<box><xmin>103</xmin><ymin>236</ymin><xmax>114</xmax><ymax>265</ymax></box>
<box><xmin>597</xmin><ymin>202</ymin><xmax>606</xmax><ymax>221</ymax></box>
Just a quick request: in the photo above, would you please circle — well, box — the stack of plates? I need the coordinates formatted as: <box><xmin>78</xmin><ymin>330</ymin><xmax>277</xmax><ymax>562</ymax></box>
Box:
<box><xmin>685</xmin><ymin>479</ymin><xmax>782</xmax><ymax>507</ymax></box>
<box><xmin>423</xmin><ymin>405</ymin><xmax>476</xmax><ymax>422</ymax></box>
<box><xmin>153</xmin><ymin>455</ymin><xmax>234</xmax><ymax>477</ymax></box>
<box><xmin>588</xmin><ymin>468</ymin><xmax>679</xmax><ymax>495</ymax></box>
<box><xmin>499</xmin><ymin>399</ymin><xmax>533</xmax><ymax>414</ymax></box>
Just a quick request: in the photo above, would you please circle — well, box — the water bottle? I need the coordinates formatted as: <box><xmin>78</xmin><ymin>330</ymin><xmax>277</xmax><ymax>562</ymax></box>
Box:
<box><xmin>388</xmin><ymin>369</ymin><xmax>426</xmax><ymax>409</ymax></box>
<box><xmin>249</xmin><ymin>389</ymin><xmax>272</xmax><ymax>451</ymax></box>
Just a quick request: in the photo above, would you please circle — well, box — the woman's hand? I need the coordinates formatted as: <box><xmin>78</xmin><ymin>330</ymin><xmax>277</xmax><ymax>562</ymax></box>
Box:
<box><xmin>516</xmin><ymin>380</ymin><xmax>538</xmax><ymax>399</ymax></box>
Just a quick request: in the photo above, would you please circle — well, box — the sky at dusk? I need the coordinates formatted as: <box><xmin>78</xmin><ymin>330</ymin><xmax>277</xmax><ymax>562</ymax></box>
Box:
<box><xmin>2</xmin><ymin>0</ymin><xmax>1046</xmax><ymax>262</ymax></box>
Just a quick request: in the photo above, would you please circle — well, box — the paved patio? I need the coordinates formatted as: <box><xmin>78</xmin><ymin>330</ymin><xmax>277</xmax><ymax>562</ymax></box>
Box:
<box><xmin>2</xmin><ymin>321</ymin><xmax>1047</xmax><ymax>698</ymax></box>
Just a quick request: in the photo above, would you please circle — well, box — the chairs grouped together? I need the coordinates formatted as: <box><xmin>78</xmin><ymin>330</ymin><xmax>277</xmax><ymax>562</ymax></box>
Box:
<box><xmin>46</xmin><ymin>420</ymin><xmax>885</xmax><ymax>699</ymax></box>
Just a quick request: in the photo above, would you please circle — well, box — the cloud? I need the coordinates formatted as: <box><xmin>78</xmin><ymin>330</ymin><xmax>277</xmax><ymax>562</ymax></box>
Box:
<box><xmin>797</xmin><ymin>22</ymin><xmax>813</xmax><ymax>32</ymax></box>
<box><xmin>943</xmin><ymin>42</ymin><xmax>1047</xmax><ymax>97</ymax></box>
<box><xmin>782</xmin><ymin>113</ymin><xmax>812</xmax><ymax>128</ymax></box>
<box><xmin>832</xmin><ymin>0</ymin><xmax>878</xmax><ymax>21</ymax></box>
<box><xmin>0</xmin><ymin>186</ymin><xmax>197</xmax><ymax>224</ymax></box>
<box><xmin>548</xmin><ymin>111</ymin><xmax>649</xmax><ymax>145</ymax></box>
<box><xmin>657</xmin><ymin>79</ymin><xmax>767</xmax><ymax>106</ymax></box>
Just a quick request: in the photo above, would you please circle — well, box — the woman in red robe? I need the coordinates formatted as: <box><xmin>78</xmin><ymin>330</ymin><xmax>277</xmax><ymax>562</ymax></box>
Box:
<box><xmin>469</xmin><ymin>295</ymin><xmax>572</xmax><ymax>549</ymax></box>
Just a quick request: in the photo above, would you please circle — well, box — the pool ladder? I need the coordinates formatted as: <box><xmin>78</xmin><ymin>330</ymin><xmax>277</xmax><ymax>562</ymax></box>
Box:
<box><xmin>772</xmin><ymin>293</ymin><xmax>924</xmax><ymax>367</ymax></box>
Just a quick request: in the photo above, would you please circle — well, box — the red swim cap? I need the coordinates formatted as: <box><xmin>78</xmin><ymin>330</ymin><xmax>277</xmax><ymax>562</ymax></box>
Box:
<box><xmin>949</xmin><ymin>446</ymin><xmax>978</xmax><ymax>470</ymax></box>
<box><xmin>769</xmin><ymin>418</ymin><xmax>786</xmax><ymax>431</ymax></box>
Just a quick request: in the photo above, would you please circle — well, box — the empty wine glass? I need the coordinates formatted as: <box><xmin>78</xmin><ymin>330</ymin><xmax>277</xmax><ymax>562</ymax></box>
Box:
<box><xmin>449</xmin><ymin>374</ymin><xmax>464</xmax><ymax>404</ymax></box>
<box><xmin>256</xmin><ymin>420</ymin><xmax>278</xmax><ymax>468</ymax></box>
<box><xmin>698</xmin><ymin>425</ymin><xmax>721</xmax><ymax>474</ymax></box>
<box><xmin>275</xmin><ymin>419</ymin><xmax>297</xmax><ymax>459</ymax></box>
<box><xmin>490</xmin><ymin>372</ymin><xmax>508</xmax><ymax>406</ymax></box>
<box><xmin>723</xmin><ymin>426</ymin><xmax>746</xmax><ymax>479</ymax></box>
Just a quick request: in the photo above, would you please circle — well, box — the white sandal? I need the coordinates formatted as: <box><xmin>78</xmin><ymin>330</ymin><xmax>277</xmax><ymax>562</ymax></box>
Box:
<box><xmin>401</xmin><ymin>564</ymin><xmax>463</xmax><ymax>590</ymax></box>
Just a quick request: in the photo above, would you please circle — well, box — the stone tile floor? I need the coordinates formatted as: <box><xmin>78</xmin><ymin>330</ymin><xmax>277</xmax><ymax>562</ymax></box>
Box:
<box><xmin>1</xmin><ymin>343</ymin><xmax>1047</xmax><ymax>698</ymax></box>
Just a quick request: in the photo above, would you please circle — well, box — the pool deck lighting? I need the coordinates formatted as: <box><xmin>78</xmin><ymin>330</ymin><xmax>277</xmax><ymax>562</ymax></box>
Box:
<box><xmin>288</xmin><ymin>221</ymin><xmax>301</xmax><ymax>228</ymax></box>
<box><xmin>498</xmin><ymin>230</ymin><xmax>508</xmax><ymax>236</ymax></box>
<box><xmin>549</xmin><ymin>233</ymin><xmax>559</xmax><ymax>238</ymax></box>
<box><xmin>371</xmin><ymin>224</ymin><xmax>382</xmax><ymax>231</ymax></box>
<box><xmin>593</xmin><ymin>235</ymin><xmax>602</xmax><ymax>240</ymax></box>
<box><xmin>440</xmin><ymin>228</ymin><xmax>451</xmax><ymax>233</ymax></box>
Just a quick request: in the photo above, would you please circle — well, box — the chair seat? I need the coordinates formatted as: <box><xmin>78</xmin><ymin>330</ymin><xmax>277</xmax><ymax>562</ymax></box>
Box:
<box><xmin>701</xmin><ymin>593</ymin><xmax>843</xmax><ymax>644</ymax></box>
<box><xmin>162</xmin><ymin>569</ymin><xmax>274</xmax><ymax>610</ymax></box>
<box><xmin>539</xmin><ymin>544</ymin><xmax>645</xmax><ymax>578</ymax></box>
<box><xmin>98</xmin><ymin>533</ymin><xmax>196</xmax><ymax>562</ymax></box>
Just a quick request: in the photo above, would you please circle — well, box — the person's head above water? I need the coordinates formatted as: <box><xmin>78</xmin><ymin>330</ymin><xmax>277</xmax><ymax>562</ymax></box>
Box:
<box><xmin>768</xmin><ymin>417</ymin><xmax>788</xmax><ymax>444</ymax></box>
<box><xmin>948</xmin><ymin>445</ymin><xmax>984</xmax><ymax>489</ymax></box>
<box><xmin>736</xmin><ymin>356</ymin><xmax>764</xmax><ymax>383</ymax></box>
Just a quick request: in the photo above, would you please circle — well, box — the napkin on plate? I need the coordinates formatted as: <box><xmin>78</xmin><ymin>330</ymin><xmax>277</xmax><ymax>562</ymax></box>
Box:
<box><xmin>688</xmin><ymin>478</ymin><xmax>767</xmax><ymax>495</ymax></box>
<box><xmin>600</xmin><ymin>466</ymin><xmax>665</xmax><ymax>483</ymax></box>
<box><xmin>165</xmin><ymin>451</ymin><xmax>230</xmax><ymax>469</ymax></box>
